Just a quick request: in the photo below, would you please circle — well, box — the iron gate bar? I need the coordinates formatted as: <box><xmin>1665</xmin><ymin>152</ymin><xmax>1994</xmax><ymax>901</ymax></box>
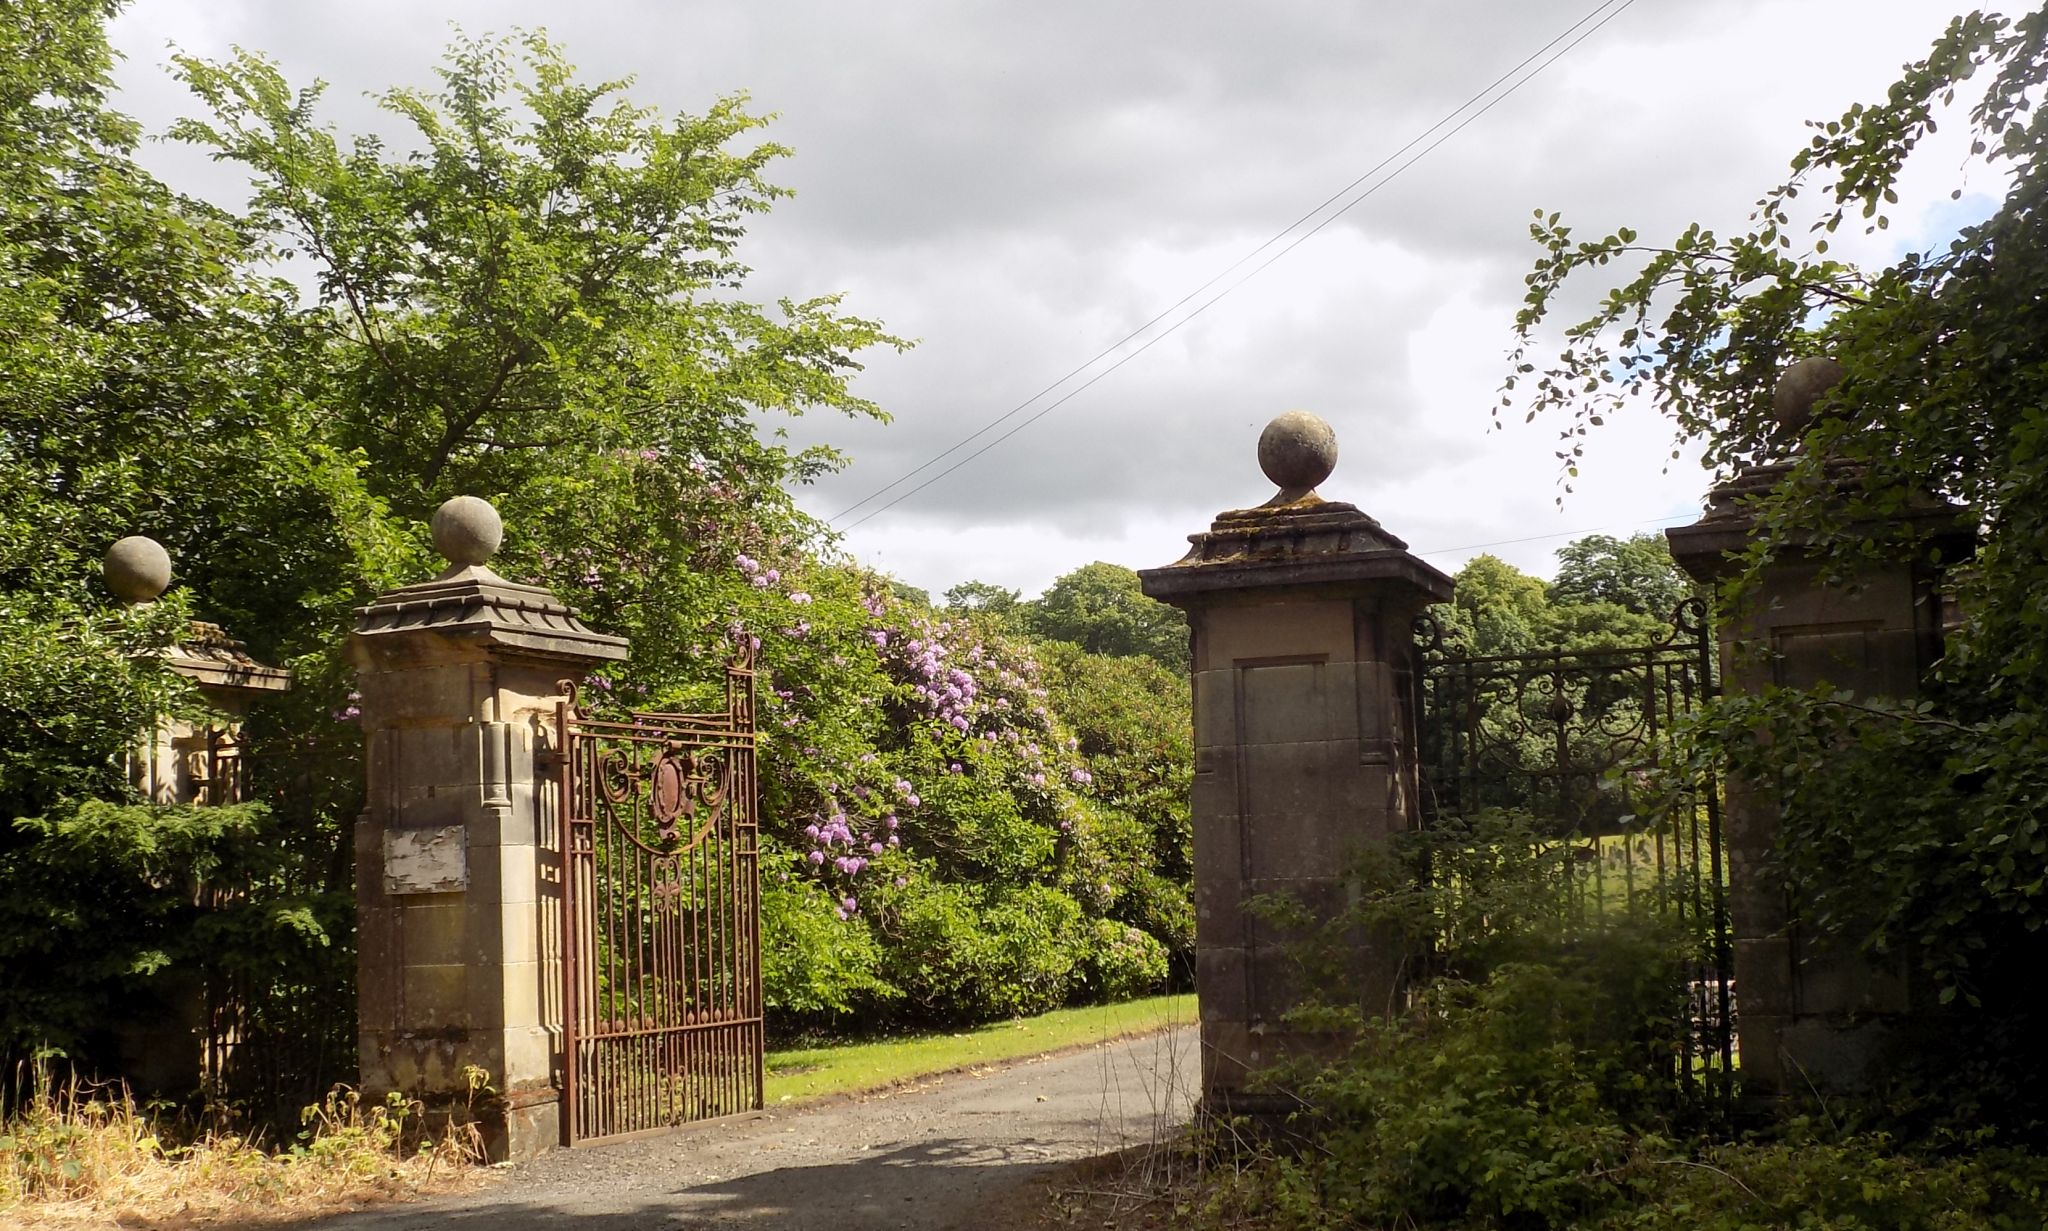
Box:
<box><xmin>554</xmin><ymin>644</ymin><xmax>764</xmax><ymax>1146</ymax></box>
<box><xmin>1412</xmin><ymin>597</ymin><xmax>1735</xmax><ymax>1100</ymax></box>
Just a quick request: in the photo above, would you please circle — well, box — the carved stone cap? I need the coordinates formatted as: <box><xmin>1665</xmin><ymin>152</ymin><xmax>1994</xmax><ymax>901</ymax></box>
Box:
<box><xmin>353</xmin><ymin>496</ymin><xmax>627</xmax><ymax>664</ymax></box>
<box><xmin>352</xmin><ymin>563</ymin><xmax>629</xmax><ymax>664</ymax></box>
<box><xmin>1139</xmin><ymin>417</ymin><xmax>1453</xmax><ymax>609</ymax></box>
<box><xmin>1140</xmin><ymin>504</ymin><xmax>1453</xmax><ymax>603</ymax></box>
<box><xmin>1666</xmin><ymin>460</ymin><xmax>1975</xmax><ymax>582</ymax></box>
<box><xmin>165</xmin><ymin>620</ymin><xmax>294</xmax><ymax>693</ymax></box>
<box><xmin>1183</xmin><ymin>497</ymin><xmax>1407</xmax><ymax>559</ymax></box>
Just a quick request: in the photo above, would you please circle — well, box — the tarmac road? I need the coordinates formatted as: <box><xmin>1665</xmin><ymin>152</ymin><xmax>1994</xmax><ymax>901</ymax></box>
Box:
<box><xmin>311</xmin><ymin>1025</ymin><xmax>1198</xmax><ymax>1231</ymax></box>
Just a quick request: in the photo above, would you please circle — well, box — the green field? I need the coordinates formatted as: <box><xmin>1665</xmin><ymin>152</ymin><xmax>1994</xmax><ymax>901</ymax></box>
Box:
<box><xmin>764</xmin><ymin>993</ymin><xmax>1197</xmax><ymax>1105</ymax></box>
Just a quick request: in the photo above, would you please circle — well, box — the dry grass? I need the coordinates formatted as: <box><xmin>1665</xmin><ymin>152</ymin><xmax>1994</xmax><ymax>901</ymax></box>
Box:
<box><xmin>1033</xmin><ymin>1104</ymin><xmax>1306</xmax><ymax>1231</ymax></box>
<box><xmin>1020</xmin><ymin>1135</ymin><xmax>1245</xmax><ymax>1231</ymax></box>
<box><xmin>1</xmin><ymin>1065</ymin><xmax>488</xmax><ymax>1230</ymax></box>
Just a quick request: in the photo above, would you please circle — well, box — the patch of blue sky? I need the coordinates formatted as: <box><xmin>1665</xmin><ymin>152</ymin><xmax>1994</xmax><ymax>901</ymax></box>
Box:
<box><xmin>1580</xmin><ymin>189</ymin><xmax>1998</xmax><ymax>391</ymax></box>
<box><xmin>1892</xmin><ymin>191</ymin><xmax>2000</xmax><ymax>262</ymax></box>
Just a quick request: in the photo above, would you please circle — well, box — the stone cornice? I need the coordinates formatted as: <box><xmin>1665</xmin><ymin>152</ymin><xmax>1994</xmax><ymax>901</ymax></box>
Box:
<box><xmin>162</xmin><ymin>621</ymin><xmax>293</xmax><ymax>694</ymax></box>
<box><xmin>1666</xmin><ymin>461</ymin><xmax>1976</xmax><ymax>582</ymax></box>
<box><xmin>1139</xmin><ymin>497</ymin><xmax>1454</xmax><ymax>604</ymax></box>
<box><xmin>351</xmin><ymin>564</ymin><xmax>629</xmax><ymax>663</ymax></box>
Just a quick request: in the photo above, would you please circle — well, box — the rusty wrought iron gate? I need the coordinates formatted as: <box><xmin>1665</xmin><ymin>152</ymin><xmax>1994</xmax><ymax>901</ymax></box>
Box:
<box><xmin>553</xmin><ymin>648</ymin><xmax>763</xmax><ymax>1145</ymax></box>
<box><xmin>1412</xmin><ymin>598</ymin><xmax>1735</xmax><ymax>1105</ymax></box>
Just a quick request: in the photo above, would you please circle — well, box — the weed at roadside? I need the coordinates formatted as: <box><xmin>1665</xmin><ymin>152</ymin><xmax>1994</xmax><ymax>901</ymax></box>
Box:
<box><xmin>1</xmin><ymin>1060</ymin><xmax>487</xmax><ymax>1228</ymax></box>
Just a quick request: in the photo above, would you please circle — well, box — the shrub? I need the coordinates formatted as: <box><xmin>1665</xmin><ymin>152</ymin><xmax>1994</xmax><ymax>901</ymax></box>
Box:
<box><xmin>877</xmin><ymin>879</ymin><xmax>1087</xmax><ymax>1022</ymax></box>
<box><xmin>1234</xmin><ymin>935</ymin><xmax>1684</xmax><ymax>1230</ymax></box>
<box><xmin>758</xmin><ymin>876</ymin><xmax>894</xmax><ymax>1021</ymax></box>
<box><xmin>1196</xmin><ymin>809</ymin><xmax>2048</xmax><ymax>1231</ymax></box>
<box><xmin>754</xmin><ymin>585</ymin><xmax>1193</xmax><ymax>1029</ymax></box>
<box><xmin>1081</xmin><ymin>919</ymin><xmax>1169</xmax><ymax>1003</ymax></box>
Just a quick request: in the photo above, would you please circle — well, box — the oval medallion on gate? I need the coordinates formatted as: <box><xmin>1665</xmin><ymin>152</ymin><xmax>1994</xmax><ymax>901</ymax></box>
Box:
<box><xmin>652</xmin><ymin>753</ymin><xmax>688</xmax><ymax>839</ymax></box>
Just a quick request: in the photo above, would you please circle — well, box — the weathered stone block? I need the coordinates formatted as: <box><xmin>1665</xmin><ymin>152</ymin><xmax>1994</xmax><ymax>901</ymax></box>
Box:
<box><xmin>1196</xmin><ymin>600</ymin><xmax>1356</xmax><ymax>672</ymax></box>
<box><xmin>1732</xmin><ymin>936</ymin><xmax>1794</xmax><ymax>1018</ymax></box>
<box><xmin>1238</xmin><ymin>741</ymin><xmax>1338</xmax><ymax>825</ymax></box>
<box><xmin>1193</xmin><ymin>670</ymin><xmax>1236</xmax><ymax>750</ymax></box>
<box><xmin>1202</xmin><ymin>1020</ymin><xmax>1256</xmax><ymax>1092</ymax></box>
<box><xmin>1737</xmin><ymin>1014</ymin><xmax>1786</xmax><ymax>1091</ymax></box>
<box><xmin>498</xmin><ymin>898</ymin><xmax>541</xmax><ymax>969</ymax></box>
<box><xmin>495</xmin><ymin>961</ymin><xmax>543</xmax><ymax>1035</ymax></box>
<box><xmin>358</xmin><ymin>662</ymin><xmax>489</xmax><ymax>723</ymax></box>
<box><xmin>1190</xmin><ymin>752</ymin><xmax>1240</xmax><ymax>829</ymax></box>
<box><xmin>402</xmin><ymin>901</ymin><xmax>469</xmax><ymax>967</ymax></box>
<box><xmin>1242</xmin><ymin>878</ymin><xmax>1349</xmax><ymax>950</ymax></box>
<box><xmin>1245</xmin><ymin>803</ymin><xmax>1371</xmax><ymax>882</ymax></box>
<box><xmin>1238</xmin><ymin>662</ymin><xmax>1337</xmax><ymax>746</ymax></box>
<box><xmin>1193</xmin><ymin>870</ymin><xmax>1246</xmax><ymax>948</ymax></box>
<box><xmin>384</xmin><ymin>827</ymin><xmax>468</xmax><ymax>894</ymax></box>
<box><xmin>401</xmin><ymin>963</ymin><xmax>469</xmax><ymax>1024</ymax></box>
<box><xmin>1795</xmin><ymin>945</ymin><xmax>1909</xmax><ymax>1017</ymax></box>
<box><xmin>1246</xmin><ymin>944</ymin><xmax>1313</xmax><ymax>1027</ymax></box>
<box><xmin>1197</xmin><ymin>947</ymin><xmax>1251</xmax><ymax>1022</ymax></box>
<box><xmin>1778</xmin><ymin>1017</ymin><xmax>1885</xmax><ymax>1090</ymax></box>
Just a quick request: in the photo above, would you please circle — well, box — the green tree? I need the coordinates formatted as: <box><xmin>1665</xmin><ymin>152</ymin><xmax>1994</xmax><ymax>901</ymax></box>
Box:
<box><xmin>943</xmin><ymin>580</ymin><xmax>1021</xmax><ymax>615</ymax></box>
<box><xmin>0</xmin><ymin>0</ymin><xmax>383</xmax><ymax>1090</ymax></box>
<box><xmin>1440</xmin><ymin>555</ymin><xmax>1550</xmax><ymax>656</ymax></box>
<box><xmin>172</xmin><ymin>33</ymin><xmax>899</xmax><ymax>514</ymax></box>
<box><xmin>1547</xmin><ymin>533</ymin><xmax>1690</xmax><ymax>619</ymax></box>
<box><xmin>1504</xmin><ymin>8</ymin><xmax>2048</xmax><ymax>1120</ymax></box>
<box><xmin>1437</xmin><ymin>551</ymin><xmax>1668</xmax><ymax>657</ymax></box>
<box><xmin>3</xmin><ymin>7</ymin><xmax>1201</xmax><ymax>1070</ymax></box>
<box><xmin>1018</xmin><ymin>562</ymin><xmax>1188</xmax><ymax>670</ymax></box>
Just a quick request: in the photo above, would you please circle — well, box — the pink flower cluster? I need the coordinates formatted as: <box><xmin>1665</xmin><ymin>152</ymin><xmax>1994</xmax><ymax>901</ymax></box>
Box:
<box><xmin>332</xmin><ymin>689</ymin><xmax>362</xmax><ymax>722</ymax></box>
<box><xmin>796</xmin><ymin>772</ymin><xmax>918</xmax><ymax>917</ymax></box>
<box><xmin>898</xmin><ymin>628</ymin><xmax>982</xmax><ymax>733</ymax></box>
<box><xmin>773</xmin><ymin>588</ymin><xmax>1108</xmax><ymax>925</ymax></box>
<box><xmin>873</xmin><ymin>613</ymin><xmax>1100</xmax><ymax>798</ymax></box>
<box><xmin>737</xmin><ymin>553</ymin><xmax>782</xmax><ymax>589</ymax></box>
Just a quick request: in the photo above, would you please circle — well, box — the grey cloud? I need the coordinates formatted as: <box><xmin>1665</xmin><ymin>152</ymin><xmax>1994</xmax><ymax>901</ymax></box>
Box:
<box><xmin>106</xmin><ymin>0</ymin><xmax>1955</xmax><ymax>598</ymax></box>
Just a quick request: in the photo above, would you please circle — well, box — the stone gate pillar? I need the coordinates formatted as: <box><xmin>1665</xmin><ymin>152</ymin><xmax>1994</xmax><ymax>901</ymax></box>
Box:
<box><xmin>1666</xmin><ymin>359</ymin><xmax>1973</xmax><ymax>1102</ymax></box>
<box><xmin>350</xmin><ymin>497</ymin><xmax>626</xmax><ymax>1159</ymax></box>
<box><xmin>1140</xmin><ymin>412</ymin><xmax>1452</xmax><ymax>1122</ymax></box>
<box><xmin>101</xmin><ymin>535</ymin><xmax>293</xmax><ymax>1095</ymax></box>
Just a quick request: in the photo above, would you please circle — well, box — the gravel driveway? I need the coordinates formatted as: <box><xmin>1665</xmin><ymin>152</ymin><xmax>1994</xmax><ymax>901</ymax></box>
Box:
<box><xmin>312</xmin><ymin>1025</ymin><xmax>1197</xmax><ymax>1231</ymax></box>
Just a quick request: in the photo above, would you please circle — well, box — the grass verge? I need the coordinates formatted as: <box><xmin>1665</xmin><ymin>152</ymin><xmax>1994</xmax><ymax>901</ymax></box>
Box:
<box><xmin>765</xmin><ymin>992</ymin><xmax>1197</xmax><ymax>1105</ymax></box>
<box><xmin>2</xmin><ymin>1069</ymin><xmax>486</xmax><ymax>1230</ymax></box>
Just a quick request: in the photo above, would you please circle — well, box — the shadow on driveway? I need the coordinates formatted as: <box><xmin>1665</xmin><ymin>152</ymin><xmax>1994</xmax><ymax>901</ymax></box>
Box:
<box><xmin>314</xmin><ymin>1136</ymin><xmax>1074</xmax><ymax>1231</ymax></box>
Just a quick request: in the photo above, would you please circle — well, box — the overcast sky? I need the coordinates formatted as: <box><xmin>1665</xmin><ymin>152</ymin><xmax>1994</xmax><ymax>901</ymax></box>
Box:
<box><xmin>105</xmin><ymin>0</ymin><xmax>1981</xmax><ymax>600</ymax></box>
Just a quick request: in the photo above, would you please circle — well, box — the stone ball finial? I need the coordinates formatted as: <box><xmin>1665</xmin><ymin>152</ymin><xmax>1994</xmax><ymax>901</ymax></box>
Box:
<box><xmin>1772</xmin><ymin>356</ymin><xmax>1847</xmax><ymax>437</ymax></box>
<box><xmin>1257</xmin><ymin>411</ymin><xmax>1338</xmax><ymax>497</ymax></box>
<box><xmin>104</xmin><ymin>535</ymin><xmax>173</xmax><ymax>603</ymax></box>
<box><xmin>430</xmin><ymin>495</ymin><xmax>503</xmax><ymax>567</ymax></box>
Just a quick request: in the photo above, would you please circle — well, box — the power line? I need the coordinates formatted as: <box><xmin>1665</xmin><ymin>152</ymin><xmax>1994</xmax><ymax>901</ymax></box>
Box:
<box><xmin>830</xmin><ymin>0</ymin><xmax>1627</xmax><ymax>526</ymax></box>
<box><xmin>833</xmin><ymin>0</ymin><xmax>1642</xmax><ymax>531</ymax></box>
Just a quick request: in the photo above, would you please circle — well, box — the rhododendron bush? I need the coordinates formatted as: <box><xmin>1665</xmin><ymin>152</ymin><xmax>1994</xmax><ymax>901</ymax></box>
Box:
<box><xmin>533</xmin><ymin>497</ymin><xmax>1192</xmax><ymax>1028</ymax></box>
<box><xmin>709</xmin><ymin>552</ymin><xmax>1187</xmax><ymax>1026</ymax></box>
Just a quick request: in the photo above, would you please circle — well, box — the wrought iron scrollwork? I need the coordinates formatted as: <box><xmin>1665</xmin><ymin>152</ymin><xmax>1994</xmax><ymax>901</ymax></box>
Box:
<box><xmin>649</xmin><ymin>745</ymin><xmax>729</xmax><ymax>847</ymax></box>
<box><xmin>551</xmin><ymin>638</ymin><xmax>763</xmax><ymax>1146</ymax></box>
<box><xmin>1411</xmin><ymin>596</ymin><xmax>1733</xmax><ymax>1108</ymax></box>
